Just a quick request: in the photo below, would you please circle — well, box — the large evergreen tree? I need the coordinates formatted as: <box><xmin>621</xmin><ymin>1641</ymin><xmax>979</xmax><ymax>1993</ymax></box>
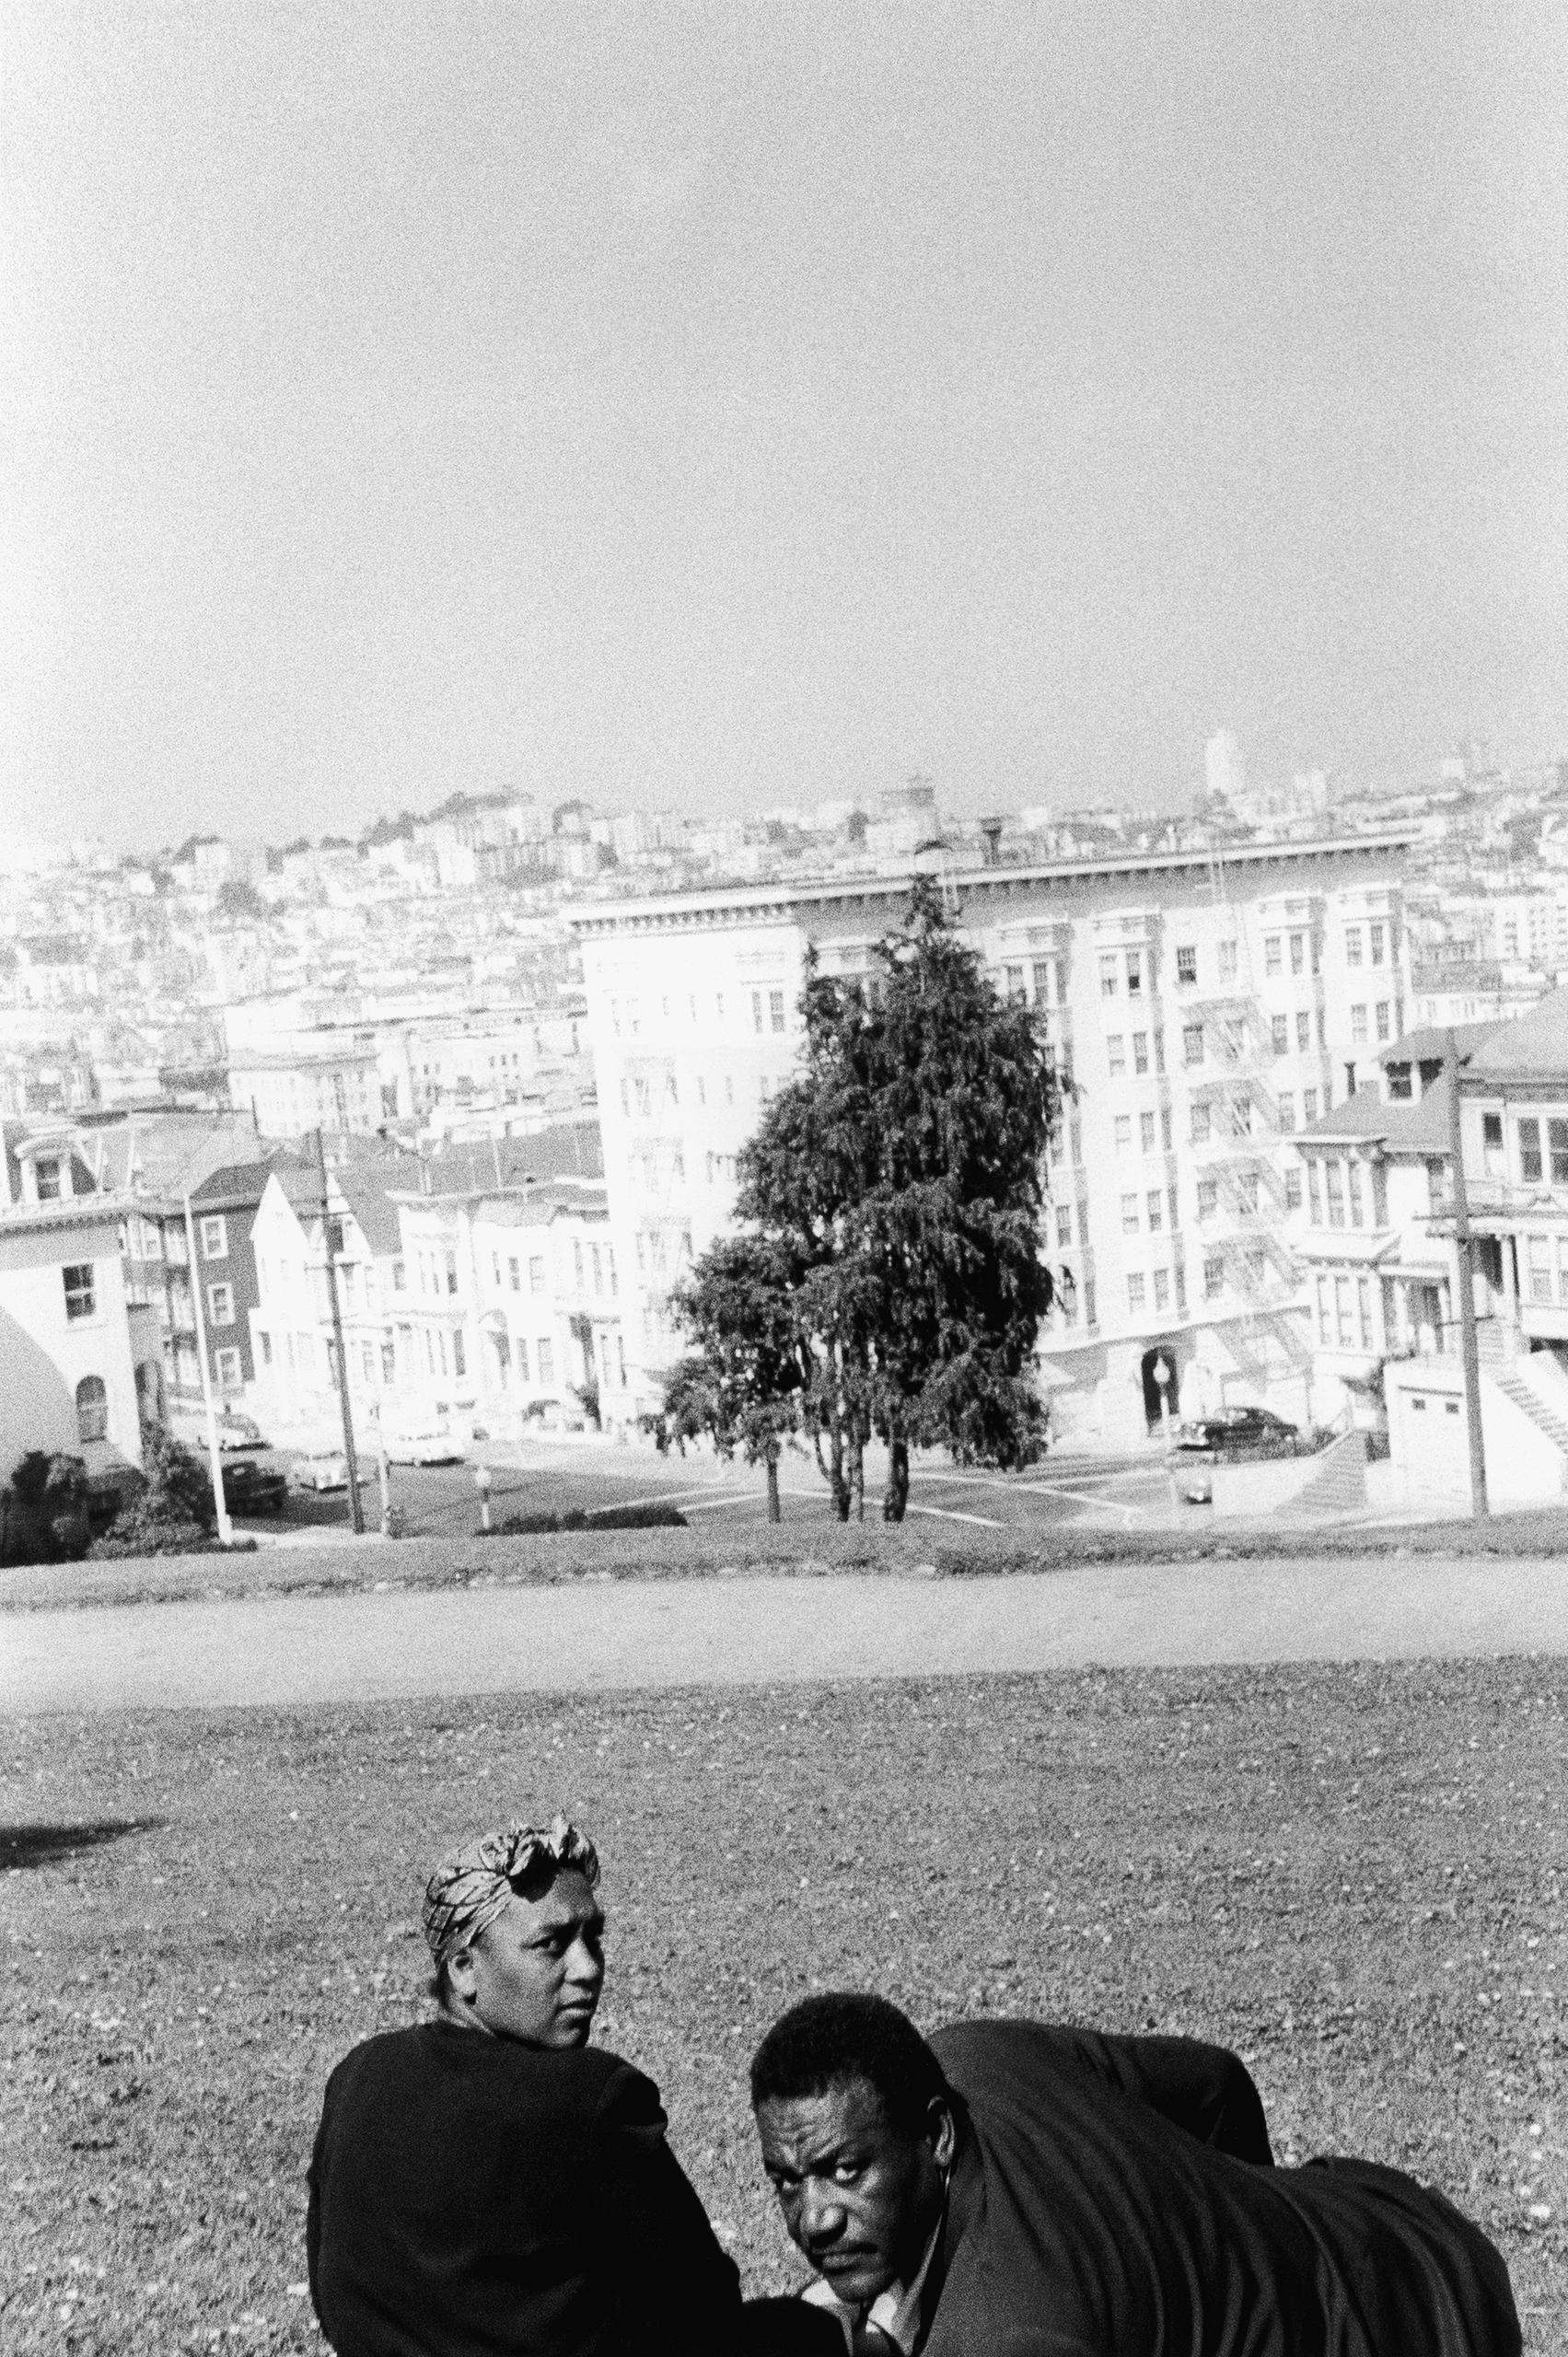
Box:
<box><xmin>658</xmin><ymin>880</ymin><xmax>1058</xmax><ymax>1521</ymax></box>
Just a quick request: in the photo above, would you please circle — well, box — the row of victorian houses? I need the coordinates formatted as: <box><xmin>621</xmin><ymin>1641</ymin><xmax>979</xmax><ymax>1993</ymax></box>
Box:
<box><xmin>0</xmin><ymin>1109</ymin><xmax>624</xmax><ymax>1491</ymax></box>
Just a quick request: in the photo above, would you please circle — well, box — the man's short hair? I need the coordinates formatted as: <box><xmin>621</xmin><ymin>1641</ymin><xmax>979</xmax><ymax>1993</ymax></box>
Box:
<box><xmin>749</xmin><ymin>1993</ymin><xmax>948</xmax><ymax>2140</ymax></box>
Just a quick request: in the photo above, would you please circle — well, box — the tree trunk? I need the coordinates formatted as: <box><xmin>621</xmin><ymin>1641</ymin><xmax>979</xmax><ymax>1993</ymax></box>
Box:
<box><xmin>883</xmin><ymin>1435</ymin><xmax>910</xmax><ymax>1522</ymax></box>
<box><xmin>850</xmin><ymin>1427</ymin><xmax>865</xmax><ymax>1521</ymax></box>
<box><xmin>765</xmin><ymin>1448</ymin><xmax>781</xmax><ymax>1524</ymax></box>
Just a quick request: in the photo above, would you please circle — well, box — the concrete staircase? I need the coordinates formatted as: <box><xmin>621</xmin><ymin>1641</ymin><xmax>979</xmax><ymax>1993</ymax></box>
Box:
<box><xmin>1489</xmin><ymin>1364</ymin><xmax>1568</xmax><ymax>1461</ymax></box>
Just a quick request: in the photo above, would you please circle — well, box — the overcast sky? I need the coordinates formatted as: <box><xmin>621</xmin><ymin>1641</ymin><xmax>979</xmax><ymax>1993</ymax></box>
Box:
<box><xmin>3</xmin><ymin>1</ymin><xmax>1565</xmax><ymax>851</ymax></box>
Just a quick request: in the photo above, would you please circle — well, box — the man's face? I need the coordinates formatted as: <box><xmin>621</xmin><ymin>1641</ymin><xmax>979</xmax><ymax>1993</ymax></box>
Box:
<box><xmin>755</xmin><ymin>2076</ymin><xmax>953</xmax><ymax>2307</ymax></box>
<box><xmin>447</xmin><ymin>1867</ymin><xmax>605</xmax><ymax>2047</ymax></box>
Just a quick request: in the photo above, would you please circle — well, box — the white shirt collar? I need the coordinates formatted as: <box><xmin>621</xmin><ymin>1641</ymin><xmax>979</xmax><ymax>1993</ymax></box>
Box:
<box><xmin>799</xmin><ymin>2212</ymin><xmax>944</xmax><ymax>2357</ymax></box>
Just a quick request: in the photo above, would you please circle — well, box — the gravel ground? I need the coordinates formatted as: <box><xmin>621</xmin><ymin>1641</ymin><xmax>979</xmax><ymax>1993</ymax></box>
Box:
<box><xmin>2</xmin><ymin>1659</ymin><xmax>1563</xmax><ymax>2352</ymax></box>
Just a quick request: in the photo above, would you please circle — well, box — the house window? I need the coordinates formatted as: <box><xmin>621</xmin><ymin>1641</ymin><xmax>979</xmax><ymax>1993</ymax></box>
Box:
<box><xmin>1191</xmin><ymin>1102</ymin><xmax>1211</xmax><ymax>1145</ymax></box>
<box><xmin>1302</xmin><ymin>1088</ymin><xmax>1318</xmax><ymax>1122</ymax></box>
<box><xmin>591</xmin><ymin>1246</ymin><xmax>603</xmax><ymax>1293</ymax></box>
<box><xmin>1376</xmin><ymin>1002</ymin><xmax>1390</xmax><ymax>1042</ymax></box>
<box><xmin>1203</xmin><ymin>1257</ymin><xmax>1225</xmax><ymax>1300</ymax></box>
<box><xmin>1351</xmin><ymin>1004</ymin><xmax>1368</xmax><ymax>1043</ymax></box>
<box><xmin>1182</xmin><ymin>1025</ymin><xmax>1204</xmax><ymax>1067</ymax></box>
<box><xmin>1140</xmin><ymin>1111</ymin><xmax>1156</xmax><ymax>1154</ymax></box>
<box><xmin>1197</xmin><ymin>1179</ymin><xmax>1217</xmax><ymax>1221</ymax></box>
<box><xmin>538</xmin><ymin>1338</ymin><xmax>555</xmax><ymax>1384</ymax></box>
<box><xmin>1125</xmin><ymin>950</ymin><xmax>1142</xmax><ymax>996</ymax></box>
<box><xmin>1284</xmin><ymin>1168</ymin><xmax>1302</xmax><ymax>1211</ymax></box>
<box><xmin>1032</xmin><ymin>959</ymin><xmax>1056</xmax><ymax>1004</ymax></box>
<box><xmin>207</xmin><ymin>1282</ymin><xmax>235</xmax><ymax>1327</ymax></box>
<box><xmin>1290</xmin><ymin>933</ymin><xmax>1305</xmax><ymax>975</ymax></box>
<box><xmin>1003</xmin><ymin>965</ymin><xmax>1025</xmax><ymax>1004</ymax></box>
<box><xmin>508</xmin><ymin>1256</ymin><xmax>520</xmax><ymax>1292</ymax></box>
<box><xmin>1317</xmin><ymin>1276</ymin><xmax>1331</xmax><ymax>1343</ymax></box>
<box><xmin>1528</xmin><ymin>1235</ymin><xmax>1552</xmax><ymax>1304</ymax></box>
<box><xmin>1295</xmin><ymin>1011</ymin><xmax>1311</xmax><ymax>1052</ymax></box>
<box><xmin>382</xmin><ymin>1341</ymin><xmax>396</xmax><ymax>1383</ymax></box>
<box><xmin>1153</xmin><ymin>1268</ymin><xmax>1169</xmax><ymax>1310</ymax></box>
<box><xmin>1146</xmin><ymin>1189</ymin><xmax>1164</xmax><ymax>1231</ymax></box>
<box><xmin>201</xmin><ymin>1215</ymin><xmax>227</xmax><ymax>1259</ymax></box>
<box><xmin>1345</xmin><ymin>927</ymin><xmax>1364</xmax><ymax>965</ymax></box>
<box><xmin>75</xmin><ymin>1376</ymin><xmax>109</xmax><ymax>1444</ymax></box>
<box><xmin>1176</xmin><ymin>945</ymin><xmax>1197</xmax><ymax>985</ymax></box>
<box><xmin>1325</xmin><ymin>1163</ymin><xmax>1345</xmax><ymax>1227</ymax></box>
<box><xmin>215</xmin><ymin>1347</ymin><xmax>243</xmax><ymax>1392</ymax></box>
<box><xmin>1121</xmin><ymin>1194</ymin><xmax>1141</xmax><ymax>1235</ymax></box>
<box><xmin>63</xmin><ymin>1263</ymin><xmax>96</xmax><ymax>1320</ymax></box>
<box><xmin>1055</xmin><ymin>1205</ymin><xmax>1072</xmax><ymax>1246</ymax></box>
<box><xmin>1358</xmin><ymin>1278</ymin><xmax>1374</xmax><ymax>1348</ymax></box>
<box><xmin>1272</xmin><ymin>1016</ymin><xmax>1289</xmax><ymax>1054</ymax></box>
<box><xmin>1427</xmin><ymin>1158</ymin><xmax>1452</xmax><ymax>1213</ymax></box>
<box><xmin>445</xmin><ymin>1253</ymin><xmax>459</xmax><ymax>1295</ymax></box>
<box><xmin>530</xmin><ymin>1256</ymin><xmax>546</xmax><ymax>1294</ymax></box>
<box><xmin>1107</xmin><ymin>1035</ymin><xmax>1126</xmax><ymax>1077</ymax></box>
<box><xmin>1099</xmin><ymin>955</ymin><xmax>1120</xmax><ymax>998</ymax></box>
<box><xmin>1237</xmin><ymin>1171</ymin><xmax>1259</xmax><ymax>1215</ymax></box>
<box><xmin>1482</xmin><ymin>1113</ymin><xmax>1504</xmax><ymax>1177</ymax></box>
<box><xmin>1278</xmin><ymin>1094</ymin><xmax>1295</xmax><ymax>1131</ymax></box>
<box><xmin>1519</xmin><ymin>1119</ymin><xmax>1543</xmax><ymax>1182</ymax></box>
<box><xmin>34</xmin><ymin>1157</ymin><xmax>62</xmax><ymax>1202</ymax></box>
<box><xmin>393</xmin><ymin>1260</ymin><xmax>406</xmax><ymax>1291</ymax></box>
<box><xmin>1264</xmin><ymin>936</ymin><xmax>1282</xmax><ymax>977</ymax></box>
<box><xmin>1132</xmin><ymin>1032</ymin><xmax>1149</xmax><ymax>1074</ymax></box>
<box><xmin>1370</xmin><ymin>923</ymin><xmax>1386</xmax><ymax>966</ymax></box>
<box><xmin>493</xmin><ymin>1251</ymin><xmax>503</xmax><ymax>1285</ymax></box>
<box><xmin>1347</xmin><ymin>1162</ymin><xmax>1364</xmax><ymax>1227</ymax></box>
<box><xmin>574</xmin><ymin>1243</ymin><xmax>586</xmax><ymax>1290</ymax></box>
<box><xmin>1127</xmin><ymin>1272</ymin><xmax>1146</xmax><ymax>1311</ymax></box>
<box><xmin>1551</xmin><ymin>1119</ymin><xmax>1568</xmax><ymax>1184</ymax></box>
<box><xmin>1336</xmin><ymin>1276</ymin><xmax>1354</xmax><ymax>1346</ymax></box>
<box><xmin>1114</xmin><ymin>1116</ymin><xmax>1132</xmax><ymax>1152</ymax></box>
<box><xmin>260</xmin><ymin>1331</ymin><xmax>273</xmax><ymax>1365</ymax></box>
<box><xmin>752</xmin><ymin>991</ymin><xmax>765</xmax><ymax>1033</ymax></box>
<box><xmin>1307</xmin><ymin>1161</ymin><xmax>1322</xmax><ymax>1222</ymax></box>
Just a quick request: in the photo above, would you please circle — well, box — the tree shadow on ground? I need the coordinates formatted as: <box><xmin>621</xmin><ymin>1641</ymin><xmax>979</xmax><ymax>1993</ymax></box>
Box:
<box><xmin>0</xmin><ymin>1818</ymin><xmax>166</xmax><ymax>1871</ymax></box>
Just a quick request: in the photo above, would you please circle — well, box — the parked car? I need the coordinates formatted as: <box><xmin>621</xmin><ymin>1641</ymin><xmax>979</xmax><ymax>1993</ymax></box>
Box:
<box><xmin>221</xmin><ymin>1458</ymin><xmax>287</xmax><ymax>1515</ymax></box>
<box><xmin>290</xmin><ymin>1447</ymin><xmax>349</xmax><ymax>1493</ymax></box>
<box><xmin>1169</xmin><ymin>1407</ymin><xmax>1309</xmax><ymax>1504</ymax></box>
<box><xmin>1172</xmin><ymin>1407</ymin><xmax>1306</xmax><ymax>1460</ymax></box>
<box><xmin>383</xmin><ymin>1430</ymin><xmax>466</xmax><ymax>1466</ymax></box>
<box><xmin>216</xmin><ymin>1411</ymin><xmax>267</xmax><ymax>1452</ymax></box>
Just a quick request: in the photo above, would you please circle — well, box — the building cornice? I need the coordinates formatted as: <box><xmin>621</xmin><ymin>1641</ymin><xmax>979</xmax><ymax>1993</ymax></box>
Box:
<box><xmin>0</xmin><ymin>1195</ymin><xmax>129</xmax><ymax>1234</ymax></box>
<box><xmin>567</xmin><ymin>834</ymin><xmax>1420</xmax><ymax>940</ymax></box>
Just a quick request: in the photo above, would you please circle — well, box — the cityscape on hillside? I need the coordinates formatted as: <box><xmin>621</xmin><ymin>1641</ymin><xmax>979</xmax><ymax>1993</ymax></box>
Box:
<box><xmin>8</xmin><ymin>722</ymin><xmax>1568</xmax><ymax>1509</ymax></box>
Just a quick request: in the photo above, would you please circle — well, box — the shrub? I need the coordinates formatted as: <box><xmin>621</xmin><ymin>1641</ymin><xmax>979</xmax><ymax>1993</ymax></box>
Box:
<box><xmin>490</xmin><ymin>1504</ymin><xmax>688</xmax><ymax>1535</ymax></box>
<box><xmin>89</xmin><ymin>1428</ymin><xmax>219</xmax><ymax>1558</ymax></box>
<box><xmin>0</xmin><ymin>1451</ymin><xmax>93</xmax><ymax>1566</ymax></box>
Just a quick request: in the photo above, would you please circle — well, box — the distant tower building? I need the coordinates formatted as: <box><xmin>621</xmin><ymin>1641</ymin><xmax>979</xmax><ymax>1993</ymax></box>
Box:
<box><xmin>1205</xmin><ymin>730</ymin><xmax>1245</xmax><ymax>808</ymax></box>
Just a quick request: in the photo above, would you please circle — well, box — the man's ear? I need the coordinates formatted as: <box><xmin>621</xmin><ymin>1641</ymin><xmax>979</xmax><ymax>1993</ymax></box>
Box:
<box><xmin>926</xmin><ymin>2096</ymin><xmax>957</xmax><ymax>2175</ymax></box>
<box><xmin>446</xmin><ymin>1943</ymin><xmax>479</xmax><ymax>2005</ymax></box>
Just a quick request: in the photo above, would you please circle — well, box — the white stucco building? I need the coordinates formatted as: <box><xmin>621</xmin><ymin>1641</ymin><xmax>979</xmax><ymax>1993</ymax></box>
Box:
<box><xmin>0</xmin><ymin>1123</ymin><xmax>150</xmax><ymax>1482</ymax></box>
<box><xmin>573</xmin><ymin>835</ymin><xmax>1416</xmax><ymax>1446</ymax></box>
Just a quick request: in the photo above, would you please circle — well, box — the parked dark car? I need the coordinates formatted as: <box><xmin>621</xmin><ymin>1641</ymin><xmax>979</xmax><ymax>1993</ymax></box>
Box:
<box><xmin>1171</xmin><ymin>1407</ymin><xmax>1307</xmax><ymax>1462</ymax></box>
<box><xmin>221</xmin><ymin>1458</ymin><xmax>288</xmax><ymax>1516</ymax></box>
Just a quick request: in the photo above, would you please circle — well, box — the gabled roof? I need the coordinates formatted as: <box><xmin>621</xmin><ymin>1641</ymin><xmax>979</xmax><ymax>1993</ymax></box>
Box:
<box><xmin>1460</xmin><ymin>987</ymin><xmax>1568</xmax><ymax>1083</ymax></box>
<box><xmin>1376</xmin><ymin>1018</ymin><xmax>1504</xmax><ymax>1069</ymax></box>
<box><xmin>90</xmin><ymin>1111</ymin><xmax>272</xmax><ymax>1201</ymax></box>
<box><xmin>423</xmin><ymin>1119</ymin><xmax>603</xmax><ymax>1199</ymax></box>
<box><xmin>270</xmin><ymin>1144</ymin><xmax>421</xmax><ymax>1258</ymax></box>
<box><xmin>1298</xmin><ymin>1077</ymin><xmax>1454</xmax><ymax>1155</ymax></box>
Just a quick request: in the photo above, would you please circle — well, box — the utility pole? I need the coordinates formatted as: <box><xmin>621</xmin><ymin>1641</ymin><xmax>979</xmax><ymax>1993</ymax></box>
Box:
<box><xmin>316</xmin><ymin>1126</ymin><xmax>366</xmax><ymax>1534</ymax></box>
<box><xmin>1445</xmin><ymin>1030</ymin><xmax>1489</xmax><ymax>1520</ymax></box>
<box><xmin>182</xmin><ymin>1192</ymin><xmax>233</xmax><ymax>1545</ymax></box>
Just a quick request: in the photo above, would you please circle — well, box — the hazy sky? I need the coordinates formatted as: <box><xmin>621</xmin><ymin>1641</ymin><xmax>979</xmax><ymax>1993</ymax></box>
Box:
<box><xmin>4</xmin><ymin>2</ymin><xmax>1565</xmax><ymax>851</ymax></box>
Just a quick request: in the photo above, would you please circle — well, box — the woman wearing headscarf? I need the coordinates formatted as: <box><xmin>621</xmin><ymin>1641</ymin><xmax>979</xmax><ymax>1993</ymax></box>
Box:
<box><xmin>307</xmin><ymin>1816</ymin><xmax>833</xmax><ymax>2357</ymax></box>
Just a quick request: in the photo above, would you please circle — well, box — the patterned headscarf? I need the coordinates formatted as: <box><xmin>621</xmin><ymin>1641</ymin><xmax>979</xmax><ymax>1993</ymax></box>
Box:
<box><xmin>423</xmin><ymin>1815</ymin><xmax>599</xmax><ymax>1965</ymax></box>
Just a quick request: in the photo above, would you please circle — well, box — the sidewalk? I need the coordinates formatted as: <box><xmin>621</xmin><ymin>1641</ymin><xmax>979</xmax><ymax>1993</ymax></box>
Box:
<box><xmin>5</xmin><ymin>1552</ymin><xmax>1565</xmax><ymax>1715</ymax></box>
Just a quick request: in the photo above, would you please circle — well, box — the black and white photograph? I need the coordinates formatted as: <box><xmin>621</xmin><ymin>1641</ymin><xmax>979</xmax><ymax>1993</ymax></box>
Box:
<box><xmin>1</xmin><ymin>4</ymin><xmax>1563</xmax><ymax>2350</ymax></box>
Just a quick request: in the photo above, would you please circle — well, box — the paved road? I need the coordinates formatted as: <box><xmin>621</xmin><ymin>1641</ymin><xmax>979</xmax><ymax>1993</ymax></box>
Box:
<box><xmin>4</xmin><ymin>1555</ymin><xmax>1565</xmax><ymax>1714</ymax></box>
<box><xmin>227</xmin><ymin>1438</ymin><xmax>1179</xmax><ymax>1543</ymax></box>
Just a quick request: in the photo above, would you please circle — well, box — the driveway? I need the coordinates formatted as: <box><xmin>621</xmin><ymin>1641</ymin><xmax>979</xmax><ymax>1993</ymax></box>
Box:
<box><xmin>4</xmin><ymin>1554</ymin><xmax>1566</xmax><ymax>1714</ymax></box>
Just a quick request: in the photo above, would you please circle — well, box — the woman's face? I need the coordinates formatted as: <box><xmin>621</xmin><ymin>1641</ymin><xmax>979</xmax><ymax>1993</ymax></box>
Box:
<box><xmin>447</xmin><ymin>1867</ymin><xmax>606</xmax><ymax>2046</ymax></box>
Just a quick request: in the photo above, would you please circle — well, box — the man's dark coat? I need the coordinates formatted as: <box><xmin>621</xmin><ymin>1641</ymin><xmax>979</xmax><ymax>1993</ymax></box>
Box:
<box><xmin>308</xmin><ymin>2022</ymin><xmax>836</xmax><ymax>2357</ymax></box>
<box><xmin>919</xmin><ymin>2021</ymin><xmax>1519</xmax><ymax>2357</ymax></box>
